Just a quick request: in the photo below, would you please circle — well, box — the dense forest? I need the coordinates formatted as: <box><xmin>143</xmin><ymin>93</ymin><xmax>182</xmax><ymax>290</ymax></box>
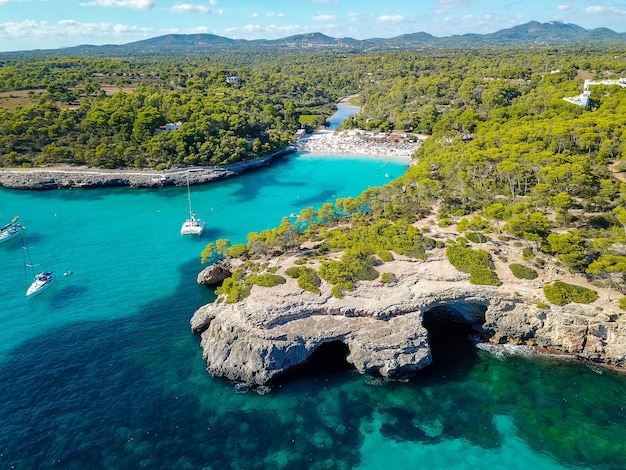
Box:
<box><xmin>1</xmin><ymin>47</ymin><xmax>624</xmax><ymax>169</ymax></box>
<box><xmin>0</xmin><ymin>53</ymin><xmax>352</xmax><ymax>168</ymax></box>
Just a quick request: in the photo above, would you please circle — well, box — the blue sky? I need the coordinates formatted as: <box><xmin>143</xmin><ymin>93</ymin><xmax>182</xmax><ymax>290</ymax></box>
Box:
<box><xmin>1</xmin><ymin>0</ymin><xmax>625</xmax><ymax>52</ymax></box>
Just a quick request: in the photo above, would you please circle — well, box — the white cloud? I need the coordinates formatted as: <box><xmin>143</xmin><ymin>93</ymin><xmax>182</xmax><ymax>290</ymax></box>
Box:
<box><xmin>80</xmin><ymin>0</ymin><xmax>155</xmax><ymax>9</ymax></box>
<box><xmin>348</xmin><ymin>12</ymin><xmax>359</xmax><ymax>22</ymax></box>
<box><xmin>0</xmin><ymin>18</ymin><xmax>152</xmax><ymax>41</ymax></box>
<box><xmin>172</xmin><ymin>4</ymin><xmax>210</xmax><ymax>14</ymax></box>
<box><xmin>312</xmin><ymin>13</ymin><xmax>336</xmax><ymax>21</ymax></box>
<box><xmin>585</xmin><ymin>4</ymin><xmax>626</xmax><ymax>15</ymax></box>
<box><xmin>377</xmin><ymin>15</ymin><xmax>405</xmax><ymax>23</ymax></box>
<box><xmin>557</xmin><ymin>4</ymin><xmax>570</xmax><ymax>10</ymax></box>
<box><xmin>436</xmin><ymin>0</ymin><xmax>471</xmax><ymax>14</ymax></box>
<box><xmin>313</xmin><ymin>0</ymin><xmax>338</xmax><ymax>3</ymax></box>
<box><xmin>266</xmin><ymin>12</ymin><xmax>285</xmax><ymax>18</ymax></box>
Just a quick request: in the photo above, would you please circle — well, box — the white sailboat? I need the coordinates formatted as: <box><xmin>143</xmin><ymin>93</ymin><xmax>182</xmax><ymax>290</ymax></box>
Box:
<box><xmin>0</xmin><ymin>216</ymin><xmax>25</xmax><ymax>243</ymax></box>
<box><xmin>180</xmin><ymin>174</ymin><xmax>206</xmax><ymax>236</ymax></box>
<box><xmin>23</xmin><ymin>240</ymin><xmax>55</xmax><ymax>298</ymax></box>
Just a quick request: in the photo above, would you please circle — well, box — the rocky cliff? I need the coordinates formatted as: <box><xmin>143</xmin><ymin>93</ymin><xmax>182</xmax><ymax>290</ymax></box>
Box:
<box><xmin>191</xmin><ymin>255</ymin><xmax>626</xmax><ymax>386</ymax></box>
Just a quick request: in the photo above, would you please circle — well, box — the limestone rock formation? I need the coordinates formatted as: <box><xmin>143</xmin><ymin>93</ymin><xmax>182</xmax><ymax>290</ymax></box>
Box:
<box><xmin>197</xmin><ymin>259</ymin><xmax>243</xmax><ymax>286</ymax></box>
<box><xmin>191</xmin><ymin>255</ymin><xmax>626</xmax><ymax>386</ymax></box>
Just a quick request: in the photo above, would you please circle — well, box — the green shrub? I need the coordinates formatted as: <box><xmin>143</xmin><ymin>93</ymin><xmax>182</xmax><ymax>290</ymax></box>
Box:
<box><xmin>247</xmin><ymin>273</ymin><xmax>286</xmax><ymax>287</ymax></box>
<box><xmin>536</xmin><ymin>302</ymin><xmax>551</xmax><ymax>309</ymax></box>
<box><xmin>298</xmin><ymin>270</ymin><xmax>321</xmax><ymax>293</ymax></box>
<box><xmin>522</xmin><ymin>247</ymin><xmax>534</xmax><ymax>259</ymax></box>
<box><xmin>466</xmin><ymin>232</ymin><xmax>489</xmax><ymax>244</ymax></box>
<box><xmin>438</xmin><ymin>218</ymin><xmax>452</xmax><ymax>228</ymax></box>
<box><xmin>285</xmin><ymin>266</ymin><xmax>303</xmax><ymax>278</ymax></box>
<box><xmin>446</xmin><ymin>241</ymin><xmax>501</xmax><ymax>286</ymax></box>
<box><xmin>619</xmin><ymin>297</ymin><xmax>626</xmax><ymax>310</ymax></box>
<box><xmin>228</xmin><ymin>243</ymin><xmax>248</xmax><ymax>258</ymax></box>
<box><xmin>509</xmin><ymin>263</ymin><xmax>538</xmax><ymax>280</ymax></box>
<box><xmin>284</xmin><ymin>265</ymin><xmax>322</xmax><ymax>293</ymax></box>
<box><xmin>421</xmin><ymin>237</ymin><xmax>437</xmax><ymax>250</ymax></box>
<box><xmin>215</xmin><ymin>275</ymin><xmax>252</xmax><ymax>303</ymax></box>
<box><xmin>331</xmin><ymin>283</ymin><xmax>353</xmax><ymax>299</ymax></box>
<box><xmin>380</xmin><ymin>272</ymin><xmax>397</xmax><ymax>284</ymax></box>
<box><xmin>543</xmin><ymin>281</ymin><xmax>598</xmax><ymax>306</ymax></box>
<box><xmin>377</xmin><ymin>250</ymin><xmax>394</xmax><ymax>262</ymax></box>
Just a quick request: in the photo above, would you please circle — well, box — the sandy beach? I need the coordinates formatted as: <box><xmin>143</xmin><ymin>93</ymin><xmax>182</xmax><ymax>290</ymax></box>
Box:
<box><xmin>295</xmin><ymin>129</ymin><xmax>423</xmax><ymax>159</ymax></box>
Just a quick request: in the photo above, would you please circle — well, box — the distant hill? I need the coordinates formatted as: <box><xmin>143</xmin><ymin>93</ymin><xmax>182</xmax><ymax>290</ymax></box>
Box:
<box><xmin>11</xmin><ymin>21</ymin><xmax>626</xmax><ymax>56</ymax></box>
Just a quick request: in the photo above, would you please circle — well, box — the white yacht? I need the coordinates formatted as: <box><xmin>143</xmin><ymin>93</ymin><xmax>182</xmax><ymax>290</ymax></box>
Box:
<box><xmin>26</xmin><ymin>271</ymin><xmax>56</xmax><ymax>298</ymax></box>
<box><xmin>180</xmin><ymin>174</ymin><xmax>206</xmax><ymax>236</ymax></box>
<box><xmin>0</xmin><ymin>217</ymin><xmax>25</xmax><ymax>243</ymax></box>
<box><xmin>22</xmin><ymin>240</ymin><xmax>55</xmax><ymax>298</ymax></box>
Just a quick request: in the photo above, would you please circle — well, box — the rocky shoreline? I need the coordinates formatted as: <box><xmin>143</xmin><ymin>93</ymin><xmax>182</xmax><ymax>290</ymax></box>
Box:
<box><xmin>0</xmin><ymin>146</ymin><xmax>296</xmax><ymax>190</ymax></box>
<box><xmin>0</xmin><ymin>128</ymin><xmax>423</xmax><ymax>190</ymax></box>
<box><xmin>191</xmin><ymin>251</ymin><xmax>626</xmax><ymax>387</ymax></box>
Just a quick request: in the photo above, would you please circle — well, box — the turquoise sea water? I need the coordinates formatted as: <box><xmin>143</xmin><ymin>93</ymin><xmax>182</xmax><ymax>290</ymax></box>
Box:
<box><xmin>1</xmin><ymin>154</ymin><xmax>626</xmax><ymax>468</ymax></box>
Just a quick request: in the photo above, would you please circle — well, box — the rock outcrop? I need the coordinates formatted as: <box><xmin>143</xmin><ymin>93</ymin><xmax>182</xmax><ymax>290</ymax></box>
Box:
<box><xmin>190</xmin><ymin>256</ymin><xmax>626</xmax><ymax>386</ymax></box>
<box><xmin>197</xmin><ymin>258</ymin><xmax>243</xmax><ymax>286</ymax></box>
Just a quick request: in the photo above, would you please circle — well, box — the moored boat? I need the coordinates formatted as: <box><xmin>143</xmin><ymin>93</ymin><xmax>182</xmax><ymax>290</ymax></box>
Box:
<box><xmin>180</xmin><ymin>174</ymin><xmax>206</xmax><ymax>236</ymax></box>
<box><xmin>26</xmin><ymin>271</ymin><xmax>56</xmax><ymax>298</ymax></box>
<box><xmin>22</xmin><ymin>239</ymin><xmax>55</xmax><ymax>298</ymax></box>
<box><xmin>0</xmin><ymin>216</ymin><xmax>25</xmax><ymax>244</ymax></box>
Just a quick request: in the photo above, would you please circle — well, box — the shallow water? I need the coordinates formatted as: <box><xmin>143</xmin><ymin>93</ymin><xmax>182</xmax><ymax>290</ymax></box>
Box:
<box><xmin>1</xmin><ymin>151</ymin><xmax>625</xmax><ymax>469</ymax></box>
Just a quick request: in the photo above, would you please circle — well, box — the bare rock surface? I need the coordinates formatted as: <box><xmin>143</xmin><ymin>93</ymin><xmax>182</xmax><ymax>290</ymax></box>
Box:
<box><xmin>197</xmin><ymin>258</ymin><xmax>244</xmax><ymax>286</ymax></box>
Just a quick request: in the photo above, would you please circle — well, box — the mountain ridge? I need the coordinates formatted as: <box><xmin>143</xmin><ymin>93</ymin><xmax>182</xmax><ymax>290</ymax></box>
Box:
<box><xmin>8</xmin><ymin>21</ymin><xmax>626</xmax><ymax>56</ymax></box>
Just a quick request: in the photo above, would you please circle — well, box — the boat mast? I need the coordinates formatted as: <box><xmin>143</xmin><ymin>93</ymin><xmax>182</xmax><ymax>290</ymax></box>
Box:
<box><xmin>186</xmin><ymin>173</ymin><xmax>194</xmax><ymax>219</ymax></box>
<box><xmin>22</xmin><ymin>234</ymin><xmax>35</xmax><ymax>286</ymax></box>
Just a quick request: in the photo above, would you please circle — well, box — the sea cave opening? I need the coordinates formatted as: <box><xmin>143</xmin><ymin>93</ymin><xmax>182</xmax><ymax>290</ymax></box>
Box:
<box><xmin>421</xmin><ymin>304</ymin><xmax>489</xmax><ymax>375</ymax></box>
<box><xmin>270</xmin><ymin>340</ymin><xmax>352</xmax><ymax>385</ymax></box>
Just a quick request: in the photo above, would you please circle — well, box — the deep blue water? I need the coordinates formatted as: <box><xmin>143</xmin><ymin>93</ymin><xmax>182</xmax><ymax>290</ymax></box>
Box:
<box><xmin>1</xmin><ymin>141</ymin><xmax>626</xmax><ymax>467</ymax></box>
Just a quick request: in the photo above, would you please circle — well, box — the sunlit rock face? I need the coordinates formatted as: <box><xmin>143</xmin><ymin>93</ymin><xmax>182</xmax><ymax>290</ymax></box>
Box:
<box><xmin>191</xmin><ymin>256</ymin><xmax>626</xmax><ymax>386</ymax></box>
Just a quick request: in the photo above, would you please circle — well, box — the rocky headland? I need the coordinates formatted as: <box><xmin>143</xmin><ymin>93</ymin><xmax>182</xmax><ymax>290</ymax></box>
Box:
<box><xmin>191</xmin><ymin>241</ymin><xmax>626</xmax><ymax>387</ymax></box>
<box><xmin>0</xmin><ymin>147</ymin><xmax>295</xmax><ymax>190</ymax></box>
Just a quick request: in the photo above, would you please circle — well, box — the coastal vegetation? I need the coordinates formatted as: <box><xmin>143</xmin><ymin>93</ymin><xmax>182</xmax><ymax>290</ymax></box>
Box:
<box><xmin>192</xmin><ymin>45</ymin><xmax>626</xmax><ymax>306</ymax></box>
